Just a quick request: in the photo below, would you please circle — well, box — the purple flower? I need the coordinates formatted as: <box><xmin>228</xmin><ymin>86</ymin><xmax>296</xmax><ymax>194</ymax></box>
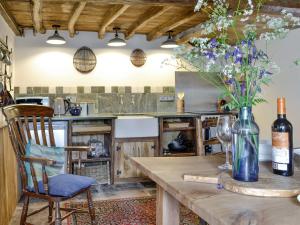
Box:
<box><xmin>210</xmin><ymin>38</ymin><xmax>218</xmax><ymax>48</ymax></box>
<box><xmin>248</xmin><ymin>40</ymin><xmax>252</xmax><ymax>47</ymax></box>
<box><xmin>225</xmin><ymin>78</ymin><xmax>234</xmax><ymax>85</ymax></box>
<box><xmin>203</xmin><ymin>51</ymin><xmax>216</xmax><ymax>60</ymax></box>
<box><xmin>240</xmin><ymin>82</ymin><xmax>246</xmax><ymax>96</ymax></box>
<box><xmin>225</xmin><ymin>51</ymin><xmax>231</xmax><ymax>61</ymax></box>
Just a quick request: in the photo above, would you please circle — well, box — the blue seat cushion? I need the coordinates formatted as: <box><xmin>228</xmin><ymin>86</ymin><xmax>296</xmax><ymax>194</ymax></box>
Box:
<box><xmin>28</xmin><ymin>174</ymin><xmax>96</xmax><ymax>197</ymax></box>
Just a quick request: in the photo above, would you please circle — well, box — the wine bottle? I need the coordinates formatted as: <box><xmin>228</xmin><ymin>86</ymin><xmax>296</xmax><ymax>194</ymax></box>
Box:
<box><xmin>271</xmin><ymin>97</ymin><xmax>293</xmax><ymax>176</ymax></box>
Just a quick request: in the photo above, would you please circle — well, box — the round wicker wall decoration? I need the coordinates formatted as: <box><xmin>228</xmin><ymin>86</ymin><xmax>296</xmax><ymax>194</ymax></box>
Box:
<box><xmin>130</xmin><ymin>49</ymin><xmax>146</xmax><ymax>67</ymax></box>
<box><xmin>73</xmin><ymin>46</ymin><xmax>97</xmax><ymax>73</ymax></box>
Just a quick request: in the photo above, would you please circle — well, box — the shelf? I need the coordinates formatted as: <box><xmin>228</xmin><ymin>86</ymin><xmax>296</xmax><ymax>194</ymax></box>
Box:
<box><xmin>163</xmin><ymin>126</ymin><xmax>196</xmax><ymax>132</ymax></box>
<box><xmin>72</xmin><ymin>125</ymin><xmax>112</xmax><ymax>135</ymax></box>
<box><xmin>72</xmin><ymin>157</ymin><xmax>111</xmax><ymax>163</ymax></box>
<box><xmin>163</xmin><ymin>152</ymin><xmax>196</xmax><ymax>157</ymax></box>
<box><xmin>203</xmin><ymin>137</ymin><xmax>220</xmax><ymax>145</ymax></box>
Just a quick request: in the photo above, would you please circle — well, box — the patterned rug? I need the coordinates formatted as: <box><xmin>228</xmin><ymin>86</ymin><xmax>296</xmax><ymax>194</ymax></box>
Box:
<box><xmin>66</xmin><ymin>196</ymin><xmax>200</xmax><ymax>225</ymax></box>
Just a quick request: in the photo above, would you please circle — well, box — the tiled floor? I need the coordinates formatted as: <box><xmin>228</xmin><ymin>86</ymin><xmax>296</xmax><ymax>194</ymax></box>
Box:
<box><xmin>9</xmin><ymin>181</ymin><xmax>156</xmax><ymax>225</ymax></box>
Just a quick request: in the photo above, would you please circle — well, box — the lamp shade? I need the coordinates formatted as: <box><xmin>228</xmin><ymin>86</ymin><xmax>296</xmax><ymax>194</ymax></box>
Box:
<box><xmin>161</xmin><ymin>31</ymin><xmax>178</xmax><ymax>49</ymax></box>
<box><xmin>107</xmin><ymin>36</ymin><xmax>126</xmax><ymax>47</ymax></box>
<box><xmin>46</xmin><ymin>25</ymin><xmax>66</xmax><ymax>45</ymax></box>
<box><xmin>107</xmin><ymin>28</ymin><xmax>126</xmax><ymax>47</ymax></box>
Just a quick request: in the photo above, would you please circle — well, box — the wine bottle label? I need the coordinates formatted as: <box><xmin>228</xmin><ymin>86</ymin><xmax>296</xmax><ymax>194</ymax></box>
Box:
<box><xmin>272</xmin><ymin>132</ymin><xmax>289</xmax><ymax>170</ymax></box>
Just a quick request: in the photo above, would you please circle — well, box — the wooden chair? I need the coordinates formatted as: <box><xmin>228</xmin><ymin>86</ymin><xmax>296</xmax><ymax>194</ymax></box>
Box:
<box><xmin>2</xmin><ymin>104</ymin><xmax>96</xmax><ymax>225</ymax></box>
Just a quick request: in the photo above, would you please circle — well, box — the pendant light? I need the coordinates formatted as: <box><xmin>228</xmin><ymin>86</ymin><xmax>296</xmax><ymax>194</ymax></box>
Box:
<box><xmin>107</xmin><ymin>28</ymin><xmax>126</xmax><ymax>47</ymax></box>
<box><xmin>161</xmin><ymin>31</ymin><xmax>178</xmax><ymax>49</ymax></box>
<box><xmin>46</xmin><ymin>25</ymin><xmax>66</xmax><ymax>45</ymax></box>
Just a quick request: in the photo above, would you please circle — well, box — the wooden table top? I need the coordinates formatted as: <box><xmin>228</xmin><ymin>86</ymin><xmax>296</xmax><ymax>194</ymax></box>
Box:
<box><xmin>131</xmin><ymin>156</ymin><xmax>300</xmax><ymax>225</ymax></box>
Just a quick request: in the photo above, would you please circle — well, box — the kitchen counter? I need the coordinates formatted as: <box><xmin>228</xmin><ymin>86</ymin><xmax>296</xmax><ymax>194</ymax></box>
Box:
<box><xmin>53</xmin><ymin>112</ymin><xmax>198</xmax><ymax>120</ymax></box>
<box><xmin>53</xmin><ymin>113</ymin><xmax>117</xmax><ymax>121</ymax></box>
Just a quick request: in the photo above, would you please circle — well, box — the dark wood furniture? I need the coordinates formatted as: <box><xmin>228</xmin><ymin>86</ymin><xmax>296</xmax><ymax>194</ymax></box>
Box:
<box><xmin>2</xmin><ymin>104</ymin><xmax>96</xmax><ymax>225</ymax></box>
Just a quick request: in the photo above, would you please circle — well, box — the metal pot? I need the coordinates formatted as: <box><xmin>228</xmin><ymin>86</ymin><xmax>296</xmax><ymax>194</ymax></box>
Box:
<box><xmin>69</xmin><ymin>104</ymin><xmax>82</xmax><ymax>116</ymax></box>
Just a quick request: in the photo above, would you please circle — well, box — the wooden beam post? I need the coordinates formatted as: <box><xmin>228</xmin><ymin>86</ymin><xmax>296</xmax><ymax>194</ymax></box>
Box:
<box><xmin>98</xmin><ymin>4</ymin><xmax>130</xmax><ymax>39</ymax></box>
<box><xmin>156</xmin><ymin>184</ymin><xmax>180</xmax><ymax>225</ymax></box>
<box><xmin>42</xmin><ymin>0</ymin><xmax>196</xmax><ymax>6</ymax></box>
<box><xmin>68</xmin><ymin>1</ymin><xmax>87</xmax><ymax>37</ymax></box>
<box><xmin>32</xmin><ymin>0</ymin><xmax>45</xmax><ymax>34</ymax></box>
<box><xmin>0</xmin><ymin>0</ymin><xmax>21</xmax><ymax>36</ymax></box>
<box><xmin>125</xmin><ymin>5</ymin><xmax>172</xmax><ymax>40</ymax></box>
<box><xmin>147</xmin><ymin>10</ymin><xmax>199</xmax><ymax>41</ymax></box>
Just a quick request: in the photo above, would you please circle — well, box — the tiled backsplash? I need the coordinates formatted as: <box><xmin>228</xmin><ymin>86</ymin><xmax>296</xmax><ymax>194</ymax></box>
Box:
<box><xmin>14</xmin><ymin>86</ymin><xmax>176</xmax><ymax>113</ymax></box>
<box><xmin>14</xmin><ymin>86</ymin><xmax>175</xmax><ymax>95</ymax></box>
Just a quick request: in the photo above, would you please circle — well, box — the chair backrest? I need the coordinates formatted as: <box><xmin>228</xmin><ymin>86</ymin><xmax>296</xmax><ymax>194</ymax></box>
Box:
<box><xmin>2</xmin><ymin>104</ymin><xmax>56</xmax><ymax>189</ymax></box>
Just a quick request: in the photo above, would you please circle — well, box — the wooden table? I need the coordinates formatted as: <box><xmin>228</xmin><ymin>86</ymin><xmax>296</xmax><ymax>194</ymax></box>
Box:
<box><xmin>131</xmin><ymin>156</ymin><xmax>300</xmax><ymax>225</ymax></box>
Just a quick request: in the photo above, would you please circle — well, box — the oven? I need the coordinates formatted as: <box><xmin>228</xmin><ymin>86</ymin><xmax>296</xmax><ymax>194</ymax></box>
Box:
<box><xmin>15</xmin><ymin>96</ymin><xmax>50</xmax><ymax>106</ymax></box>
<box><xmin>15</xmin><ymin>96</ymin><xmax>67</xmax><ymax>147</ymax></box>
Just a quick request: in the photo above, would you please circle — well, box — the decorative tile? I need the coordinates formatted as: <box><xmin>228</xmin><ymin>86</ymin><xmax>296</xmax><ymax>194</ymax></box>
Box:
<box><xmin>49</xmin><ymin>87</ymin><xmax>56</xmax><ymax>94</ymax></box>
<box><xmin>41</xmin><ymin>87</ymin><xmax>49</xmax><ymax>94</ymax></box>
<box><xmin>118</xmin><ymin>86</ymin><xmax>125</xmax><ymax>94</ymax></box>
<box><xmin>111</xmin><ymin>86</ymin><xmax>118</xmax><ymax>93</ymax></box>
<box><xmin>14</xmin><ymin>87</ymin><xmax>20</xmax><ymax>95</ymax></box>
<box><xmin>163</xmin><ymin>86</ymin><xmax>175</xmax><ymax>93</ymax></box>
<box><xmin>56</xmin><ymin>86</ymin><xmax>63</xmax><ymax>95</ymax></box>
<box><xmin>91</xmin><ymin>86</ymin><xmax>105</xmax><ymax>93</ymax></box>
<box><xmin>20</xmin><ymin>87</ymin><xmax>27</xmax><ymax>94</ymax></box>
<box><xmin>125</xmin><ymin>86</ymin><xmax>132</xmax><ymax>93</ymax></box>
<box><xmin>33</xmin><ymin>87</ymin><xmax>41</xmax><ymax>94</ymax></box>
<box><xmin>144</xmin><ymin>86</ymin><xmax>151</xmax><ymax>93</ymax></box>
<box><xmin>27</xmin><ymin>87</ymin><xmax>33</xmax><ymax>95</ymax></box>
<box><xmin>77</xmin><ymin>86</ymin><xmax>84</xmax><ymax>94</ymax></box>
<box><xmin>84</xmin><ymin>86</ymin><xmax>91</xmax><ymax>94</ymax></box>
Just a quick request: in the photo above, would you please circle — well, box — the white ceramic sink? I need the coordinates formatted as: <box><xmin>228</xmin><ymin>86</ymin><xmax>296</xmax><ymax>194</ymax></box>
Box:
<box><xmin>114</xmin><ymin>115</ymin><xmax>158</xmax><ymax>138</ymax></box>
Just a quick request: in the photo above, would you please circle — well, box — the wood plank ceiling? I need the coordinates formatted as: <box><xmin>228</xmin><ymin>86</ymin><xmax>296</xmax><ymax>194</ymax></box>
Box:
<box><xmin>0</xmin><ymin>0</ymin><xmax>300</xmax><ymax>43</ymax></box>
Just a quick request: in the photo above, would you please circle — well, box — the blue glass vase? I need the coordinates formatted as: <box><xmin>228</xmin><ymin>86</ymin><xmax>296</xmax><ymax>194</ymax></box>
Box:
<box><xmin>232</xmin><ymin>107</ymin><xmax>259</xmax><ymax>182</ymax></box>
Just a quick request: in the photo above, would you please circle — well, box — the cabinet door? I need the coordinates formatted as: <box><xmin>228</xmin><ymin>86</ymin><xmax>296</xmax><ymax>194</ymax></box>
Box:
<box><xmin>114</xmin><ymin>141</ymin><xmax>155</xmax><ymax>179</ymax></box>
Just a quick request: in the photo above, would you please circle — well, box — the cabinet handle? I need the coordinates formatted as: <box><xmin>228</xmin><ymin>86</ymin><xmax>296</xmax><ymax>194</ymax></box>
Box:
<box><xmin>116</xmin><ymin>146</ymin><xmax>121</xmax><ymax>151</ymax></box>
<box><xmin>116</xmin><ymin>170</ymin><xmax>122</xmax><ymax>175</ymax></box>
<box><xmin>151</xmin><ymin>145</ymin><xmax>155</xmax><ymax>149</ymax></box>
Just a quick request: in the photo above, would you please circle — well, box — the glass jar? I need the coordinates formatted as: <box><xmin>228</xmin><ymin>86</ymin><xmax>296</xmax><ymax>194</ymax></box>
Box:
<box><xmin>232</xmin><ymin>107</ymin><xmax>259</xmax><ymax>182</ymax></box>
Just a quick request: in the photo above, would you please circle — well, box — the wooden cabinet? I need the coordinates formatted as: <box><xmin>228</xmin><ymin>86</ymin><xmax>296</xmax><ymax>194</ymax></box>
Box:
<box><xmin>68</xmin><ymin>118</ymin><xmax>114</xmax><ymax>184</ymax></box>
<box><xmin>0</xmin><ymin>126</ymin><xmax>19</xmax><ymax>225</ymax></box>
<box><xmin>159</xmin><ymin>116</ymin><xmax>201</xmax><ymax>157</ymax></box>
<box><xmin>114</xmin><ymin>140</ymin><xmax>156</xmax><ymax>180</ymax></box>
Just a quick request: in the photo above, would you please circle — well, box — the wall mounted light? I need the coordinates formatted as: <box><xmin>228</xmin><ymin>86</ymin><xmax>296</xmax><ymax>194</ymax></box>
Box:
<box><xmin>46</xmin><ymin>25</ymin><xmax>66</xmax><ymax>45</ymax></box>
<box><xmin>161</xmin><ymin>31</ymin><xmax>178</xmax><ymax>49</ymax></box>
<box><xmin>107</xmin><ymin>28</ymin><xmax>126</xmax><ymax>47</ymax></box>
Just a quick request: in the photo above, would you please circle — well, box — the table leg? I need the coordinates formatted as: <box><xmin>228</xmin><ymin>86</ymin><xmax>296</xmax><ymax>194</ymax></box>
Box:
<box><xmin>156</xmin><ymin>184</ymin><xmax>179</xmax><ymax>225</ymax></box>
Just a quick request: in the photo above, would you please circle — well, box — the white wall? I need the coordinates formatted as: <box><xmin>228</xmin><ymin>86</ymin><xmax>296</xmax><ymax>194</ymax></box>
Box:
<box><xmin>254</xmin><ymin>28</ymin><xmax>300</xmax><ymax>146</ymax></box>
<box><xmin>14</xmin><ymin>30</ymin><xmax>175</xmax><ymax>87</ymax></box>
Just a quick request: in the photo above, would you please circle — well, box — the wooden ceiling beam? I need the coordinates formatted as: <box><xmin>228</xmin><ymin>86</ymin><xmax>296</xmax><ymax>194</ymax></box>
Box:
<box><xmin>147</xmin><ymin>10</ymin><xmax>199</xmax><ymax>41</ymax></box>
<box><xmin>68</xmin><ymin>1</ymin><xmax>87</xmax><ymax>37</ymax></box>
<box><xmin>42</xmin><ymin>0</ymin><xmax>196</xmax><ymax>6</ymax></box>
<box><xmin>125</xmin><ymin>5</ymin><xmax>172</xmax><ymax>40</ymax></box>
<box><xmin>0</xmin><ymin>0</ymin><xmax>21</xmax><ymax>36</ymax></box>
<box><xmin>32</xmin><ymin>0</ymin><xmax>45</xmax><ymax>33</ymax></box>
<box><xmin>98</xmin><ymin>4</ymin><xmax>129</xmax><ymax>39</ymax></box>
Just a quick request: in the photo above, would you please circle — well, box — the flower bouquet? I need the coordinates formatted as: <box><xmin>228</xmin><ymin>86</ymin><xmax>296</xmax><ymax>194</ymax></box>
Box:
<box><xmin>173</xmin><ymin>0</ymin><xmax>300</xmax><ymax>181</ymax></box>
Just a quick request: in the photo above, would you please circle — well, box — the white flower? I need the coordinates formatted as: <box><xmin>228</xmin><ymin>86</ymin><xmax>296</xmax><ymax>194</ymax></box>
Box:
<box><xmin>240</xmin><ymin>17</ymin><xmax>249</xmax><ymax>22</ymax></box>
